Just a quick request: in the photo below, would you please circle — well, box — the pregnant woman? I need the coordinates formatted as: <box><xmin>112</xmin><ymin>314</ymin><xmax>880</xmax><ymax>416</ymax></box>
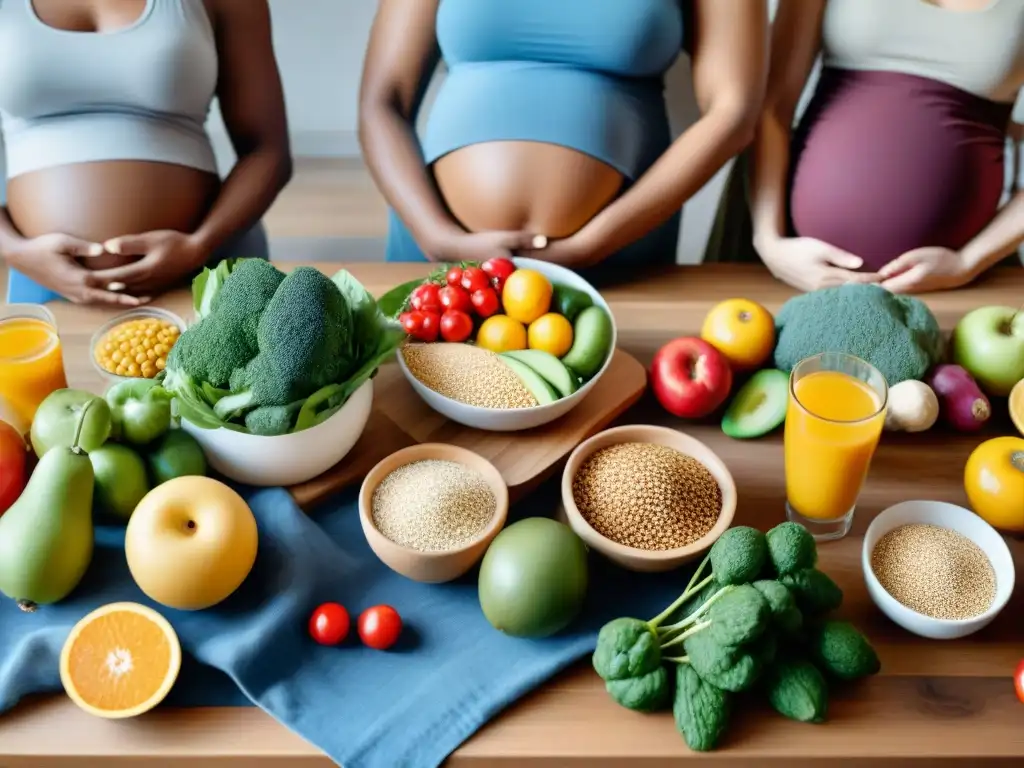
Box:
<box><xmin>0</xmin><ymin>0</ymin><xmax>292</xmax><ymax>305</ymax></box>
<box><xmin>359</xmin><ymin>0</ymin><xmax>768</xmax><ymax>275</ymax></box>
<box><xmin>707</xmin><ymin>0</ymin><xmax>1024</xmax><ymax>293</ymax></box>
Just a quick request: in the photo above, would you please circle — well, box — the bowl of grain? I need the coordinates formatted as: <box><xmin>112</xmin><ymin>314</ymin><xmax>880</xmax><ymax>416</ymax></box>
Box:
<box><xmin>863</xmin><ymin>500</ymin><xmax>1016</xmax><ymax>640</ymax></box>
<box><xmin>395</xmin><ymin>257</ymin><xmax>617</xmax><ymax>432</ymax></box>
<box><xmin>359</xmin><ymin>443</ymin><xmax>510</xmax><ymax>583</ymax></box>
<box><xmin>560</xmin><ymin>425</ymin><xmax>736</xmax><ymax>573</ymax></box>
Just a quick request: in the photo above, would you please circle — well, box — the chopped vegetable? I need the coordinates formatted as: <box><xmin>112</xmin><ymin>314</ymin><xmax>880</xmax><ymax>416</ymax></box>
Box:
<box><xmin>673</xmin><ymin>663</ymin><xmax>731</xmax><ymax>751</ymax></box>
<box><xmin>764</xmin><ymin>658</ymin><xmax>829</xmax><ymax>724</ymax></box>
<box><xmin>807</xmin><ymin>620</ymin><xmax>881</xmax><ymax>681</ymax></box>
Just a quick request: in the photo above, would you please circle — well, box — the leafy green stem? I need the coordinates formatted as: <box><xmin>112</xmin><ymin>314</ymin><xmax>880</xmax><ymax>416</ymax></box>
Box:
<box><xmin>658</xmin><ymin>584</ymin><xmax>735</xmax><ymax>636</ymax></box>
<box><xmin>659</xmin><ymin>621</ymin><xmax>711</xmax><ymax>651</ymax></box>
<box><xmin>649</xmin><ymin>555</ymin><xmax>712</xmax><ymax>629</ymax></box>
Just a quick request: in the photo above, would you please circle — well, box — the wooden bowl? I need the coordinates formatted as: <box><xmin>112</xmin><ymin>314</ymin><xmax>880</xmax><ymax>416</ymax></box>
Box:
<box><xmin>561</xmin><ymin>425</ymin><xmax>737</xmax><ymax>573</ymax></box>
<box><xmin>359</xmin><ymin>443</ymin><xmax>509</xmax><ymax>583</ymax></box>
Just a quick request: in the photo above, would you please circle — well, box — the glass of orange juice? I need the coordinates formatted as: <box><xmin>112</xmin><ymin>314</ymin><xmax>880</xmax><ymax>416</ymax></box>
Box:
<box><xmin>0</xmin><ymin>305</ymin><xmax>68</xmax><ymax>432</ymax></box>
<box><xmin>784</xmin><ymin>352</ymin><xmax>888</xmax><ymax>541</ymax></box>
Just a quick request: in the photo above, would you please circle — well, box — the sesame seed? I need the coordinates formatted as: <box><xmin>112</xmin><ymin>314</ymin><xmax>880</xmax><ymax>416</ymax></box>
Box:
<box><xmin>402</xmin><ymin>343</ymin><xmax>537</xmax><ymax>409</ymax></box>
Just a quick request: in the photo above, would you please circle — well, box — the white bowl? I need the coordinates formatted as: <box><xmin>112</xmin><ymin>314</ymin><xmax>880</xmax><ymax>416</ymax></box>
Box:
<box><xmin>862</xmin><ymin>500</ymin><xmax>1016</xmax><ymax>640</ymax></box>
<box><xmin>180</xmin><ymin>379</ymin><xmax>373</xmax><ymax>487</ymax></box>
<box><xmin>395</xmin><ymin>257</ymin><xmax>618</xmax><ymax>432</ymax></box>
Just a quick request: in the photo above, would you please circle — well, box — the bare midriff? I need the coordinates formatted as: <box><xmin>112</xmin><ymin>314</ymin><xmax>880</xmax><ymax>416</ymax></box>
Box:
<box><xmin>432</xmin><ymin>141</ymin><xmax>624</xmax><ymax>238</ymax></box>
<box><xmin>7</xmin><ymin>160</ymin><xmax>220</xmax><ymax>270</ymax></box>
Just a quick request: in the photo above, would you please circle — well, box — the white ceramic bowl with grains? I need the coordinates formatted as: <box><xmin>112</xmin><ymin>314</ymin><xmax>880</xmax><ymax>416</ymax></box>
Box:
<box><xmin>395</xmin><ymin>257</ymin><xmax>617</xmax><ymax>432</ymax></box>
<box><xmin>862</xmin><ymin>500</ymin><xmax>1016</xmax><ymax>640</ymax></box>
<box><xmin>561</xmin><ymin>425</ymin><xmax>736</xmax><ymax>573</ymax></box>
<box><xmin>180</xmin><ymin>379</ymin><xmax>373</xmax><ymax>487</ymax></box>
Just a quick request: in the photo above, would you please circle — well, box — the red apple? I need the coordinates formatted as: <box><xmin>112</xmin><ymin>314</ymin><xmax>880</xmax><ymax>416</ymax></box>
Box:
<box><xmin>651</xmin><ymin>337</ymin><xmax>733</xmax><ymax>418</ymax></box>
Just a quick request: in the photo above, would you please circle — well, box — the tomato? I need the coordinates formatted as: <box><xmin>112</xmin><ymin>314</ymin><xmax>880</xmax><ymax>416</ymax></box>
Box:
<box><xmin>400</xmin><ymin>311</ymin><xmax>439</xmax><ymax>342</ymax></box>
<box><xmin>399</xmin><ymin>311</ymin><xmax>424</xmax><ymax>335</ymax></box>
<box><xmin>964</xmin><ymin>436</ymin><xmax>1024</xmax><ymax>534</ymax></box>
<box><xmin>1015</xmin><ymin>659</ymin><xmax>1024</xmax><ymax>704</ymax></box>
<box><xmin>445</xmin><ymin>266</ymin><xmax>464</xmax><ymax>287</ymax></box>
<box><xmin>418</xmin><ymin>311</ymin><xmax>441</xmax><ymax>342</ymax></box>
<box><xmin>481</xmin><ymin>257</ymin><xmax>516</xmax><ymax>291</ymax></box>
<box><xmin>439</xmin><ymin>284</ymin><xmax>472</xmax><ymax>314</ymax></box>
<box><xmin>409</xmin><ymin>283</ymin><xmax>442</xmax><ymax>314</ymax></box>
<box><xmin>358</xmin><ymin>605</ymin><xmax>403</xmax><ymax>650</ymax></box>
<box><xmin>0</xmin><ymin>419</ymin><xmax>27</xmax><ymax>516</ymax></box>
<box><xmin>461</xmin><ymin>267</ymin><xmax>490</xmax><ymax>294</ymax></box>
<box><xmin>471</xmin><ymin>287</ymin><xmax>500</xmax><ymax>318</ymax></box>
<box><xmin>309</xmin><ymin>602</ymin><xmax>351</xmax><ymax>646</ymax></box>
<box><xmin>440</xmin><ymin>309</ymin><xmax>473</xmax><ymax>343</ymax></box>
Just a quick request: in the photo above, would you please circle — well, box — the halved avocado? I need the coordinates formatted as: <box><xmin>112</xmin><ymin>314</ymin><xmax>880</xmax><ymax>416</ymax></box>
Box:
<box><xmin>501</xmin><ymin>349</ymin><xmax>579</xmax><ymax>398</ymax></box>
<box><xmin>721</xmin><ymin>368</ymin><xmax>790</xmax><ymax>439</ymax></box>
<box><xmin>501</xmin><ymin>356</ymin><xmax>560</xmax><ymax>405</ymax></box>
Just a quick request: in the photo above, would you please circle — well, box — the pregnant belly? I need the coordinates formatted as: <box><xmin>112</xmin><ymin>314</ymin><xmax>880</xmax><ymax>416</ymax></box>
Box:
<box><xmin>789</xmin><ymin>69</ymin><xmax>1012</xmax><ymax>272</ymax></box>
<box><xmin>7</xmin><ymin>161</ymin><xmax>220</xmax><ymax>270</ymax></box>
<box><xmin>432</xmin><ymin>141</ymin><xmax>624</xmax><ymax>238</ymax></box>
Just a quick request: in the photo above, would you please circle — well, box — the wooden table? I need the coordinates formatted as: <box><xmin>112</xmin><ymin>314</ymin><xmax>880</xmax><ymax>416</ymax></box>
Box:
<box><xmin>2</xmin><ymin>264</ymin><xmax>1022</xmax><ymax>767</ymax></box>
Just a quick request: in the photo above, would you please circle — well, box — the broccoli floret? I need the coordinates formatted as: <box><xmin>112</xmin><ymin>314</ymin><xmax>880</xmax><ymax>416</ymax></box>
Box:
<box><xmin>752</xmin><ymin>580</ymin><xmax>803</xmax><ymax>636</ymax></box>
<box><xmin>673</xmin><ymin>663</ymin><xmax>731</xmax><ymax>752</ymax></box>
<box><xmin>214</xmin><ymin>267</ymin><xmax>350</xmax><ymax>417</ymax></box>
<box><xmin>780</xmin><ymin>569</ymin><xmax>844</xmax><ymax>616</ymax></box>
<box><xmin>763</xmin><ymin>658</ymin><xmax>829</xmax><ymax>723</ymax></box>
<box><xmin>710</xmin><ymin>526</ymin><xmax>768</xmax><ymax>585</ymax></box>
<box><xmin>773</xmin><ymin>283</ymin><xmax>944</xmax><ymax>385</ymax></box>
<box><xmin>605</xmin><ymin>666</ymin><xmax>672</xmax><ymax>712</ymax></box>
<box><xmin>766</xmin><ymin>522</ymin><xmax>818</xmax><ymax>576</ymax></box>
<box><xmin>808</xmin><ymin>620</ymin><xmax>881</xmax><ymax>681</ymax></box>
<box><xmin>244</xmin><ymin>401</ymin><xmax>304</xmax><ymax>437</ymax></box>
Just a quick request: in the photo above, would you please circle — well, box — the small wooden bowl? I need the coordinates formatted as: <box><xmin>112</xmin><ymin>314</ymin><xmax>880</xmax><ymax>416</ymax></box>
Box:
<box><xmin>359</xmin><ymin>443</ymin><xmax>509</xmax><ymax>583</ymax></box>
<box><xmin>561</xmin><ymin>425</ymin><xmax>737</xmax><ymax>573</ymax></box>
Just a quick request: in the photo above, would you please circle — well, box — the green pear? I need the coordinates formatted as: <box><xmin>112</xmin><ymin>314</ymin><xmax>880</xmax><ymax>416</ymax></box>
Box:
<box><xmin>0</xmin><ymin>400</ymin><xmax>97</xmax><ymax>612</ymax></box>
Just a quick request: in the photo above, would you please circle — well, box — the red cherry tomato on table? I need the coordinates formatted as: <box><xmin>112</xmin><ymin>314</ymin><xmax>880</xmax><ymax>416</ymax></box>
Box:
<box><xmin>440</xmin><ymin>309</ymin><xmax>474</xmax><ymax>343</ymax></box>
<box><xmin>470</xmin><ymin>287</ymin><xmax>500</xmax><ymax>318</ymax></box>
<box><xmin>445</xmin><ymin>266</ymin><xmax>464</xmax><ymax>286</ymax></box>
<box><xmin>1015</xmin><ymin>660</ymin><xmax>1024</xmax><ymax>704</ymax></box>
<box><xmin>399</xmin><ymin>311</ymin><xmax>424</xmax><ymax>335</ymax></box>
<box><xmin>439</xmin><ymin>284</ymin><xmax>473</xmax><ymax>314</ymax></box>
<box><xmin>309</xmin><ymin>603</ymin><xmax>350</xmax><ymax>646</ymax></box>
<box><xmin>481</xmin><ymin>257</ymin><xmax>516</xmax><ymax>291</ymax></box>
<box><xmin>460</xmin><ymin>267</ymin><xmax>490</xmax><ymax>294</ymax></box>
<box><xmin>358</xmin><ymin>605</ymin><xmax>403</xmax><ymax>650</ymax></box>
<box><xmin>409</xmin><ymin>283</ymin><xmax>442</xmax><ymax>314</ymax></box>
<box><xmin>417</xmin><ymin>311</ymin><xmax>440</xmax><ymax>342</ymax></box>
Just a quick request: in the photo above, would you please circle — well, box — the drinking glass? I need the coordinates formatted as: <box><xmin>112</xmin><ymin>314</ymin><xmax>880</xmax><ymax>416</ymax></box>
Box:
<box><xmin>783</xmin><ymin>352</ymin><xmax>888</xmax><ymax>541</ymax></box>
<box><xmin>0</xmin><ymin>304</ymin><xmax>68</xmax><ymax>432</ymax></box>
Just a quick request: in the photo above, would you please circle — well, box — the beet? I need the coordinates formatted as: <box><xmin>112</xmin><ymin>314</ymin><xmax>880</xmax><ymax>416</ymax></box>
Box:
<box><xmin>926</xmin><ymin>364</ymin><xmax>991</xmax><ymax>432</ymax></box>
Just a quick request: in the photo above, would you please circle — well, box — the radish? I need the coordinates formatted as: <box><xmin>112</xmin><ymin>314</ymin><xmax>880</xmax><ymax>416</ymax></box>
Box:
<box><xmin>926</xmin><ymin>364</ymin><xmax>991</xmax><ymax>432</ymax></box>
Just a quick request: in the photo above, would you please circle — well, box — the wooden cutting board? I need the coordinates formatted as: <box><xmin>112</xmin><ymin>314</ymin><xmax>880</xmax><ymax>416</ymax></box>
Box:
<box><xmin>289</xmin><ymin>348</ymin><xmax>648</xmax><ymax>508</ymax></box>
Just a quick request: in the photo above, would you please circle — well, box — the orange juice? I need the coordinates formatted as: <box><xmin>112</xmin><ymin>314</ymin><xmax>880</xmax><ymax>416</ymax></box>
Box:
<box><xmin>0</xmin><ymin>314</ymin><xmax>68</xmax><ymax>429</ymax></box>
<box><xmin>784</xmin><ymin>369</ymin><xmax>885</xmax><ymax>522</ymax></box>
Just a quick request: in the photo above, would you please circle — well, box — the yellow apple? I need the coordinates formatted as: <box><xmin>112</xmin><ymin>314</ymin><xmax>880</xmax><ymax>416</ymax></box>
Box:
<box><xmin>125</xmin><ymin>476</ymin><xmax>258</xmax><ymax>611</ymax></box>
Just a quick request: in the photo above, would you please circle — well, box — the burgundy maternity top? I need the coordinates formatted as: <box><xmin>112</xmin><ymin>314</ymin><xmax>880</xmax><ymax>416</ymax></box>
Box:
<box><xmin>789</xmin><ymin>0</ymin><xmax>1024</xmax><ymax>272</ymax></box>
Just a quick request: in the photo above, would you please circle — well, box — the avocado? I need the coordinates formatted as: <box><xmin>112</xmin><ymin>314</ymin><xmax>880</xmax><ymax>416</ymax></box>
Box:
<box><xmin>560</xmin><ymin>305</ymin><xmax>613</xmax><ymax>380</ymax></box>
<box><xmin>721</xmin><ymin>368</ymin><xmax>790</xmax><ymax>439</ymax></box>
<box><xmin>501</xmin><ymin>349</ymin><xmax>579</xmax><ymax>398</ymax></box>
<box><xmin>551</xmin><ymin>283</ymin><xmax>594</xmax><ymax>322</ymax></box>
<box><xmin>501</xmin><ymin>356</ymin><xmax>560</xmax><ymax>405</ymax></box>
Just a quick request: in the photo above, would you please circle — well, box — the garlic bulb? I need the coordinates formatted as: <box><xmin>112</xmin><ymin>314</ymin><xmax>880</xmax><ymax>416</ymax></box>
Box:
<box><xmin>884</xmin><ymin>380</ymin><xmax>939</xmax><ymax>433</ymax></box>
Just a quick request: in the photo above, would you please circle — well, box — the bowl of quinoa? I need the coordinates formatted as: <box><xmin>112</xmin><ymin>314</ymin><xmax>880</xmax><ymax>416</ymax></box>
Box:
<box><xmin>358</xmin><ymin>443</ymin><xmax>510</xmax><ymax>583</ymax></box>
<box><xmin>560</xmin><ymin>425</ymin><xmax>736</xmax><ymax>572</ymax></box>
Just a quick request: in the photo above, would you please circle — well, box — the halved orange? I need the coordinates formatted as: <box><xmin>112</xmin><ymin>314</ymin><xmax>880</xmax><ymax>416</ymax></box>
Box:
<box><xmin>1011</xmin><ymin>379</ymin><xmax>1024</xmax><ymax>437</ymax></box>
<box><xmin>60</xmin><ymin>602</ymin><xmax>181</xmax><ymax>719</ymax></box>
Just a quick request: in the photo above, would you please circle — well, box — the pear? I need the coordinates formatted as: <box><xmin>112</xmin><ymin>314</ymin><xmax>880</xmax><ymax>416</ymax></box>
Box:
<box><xmin>0</xmin><ymin>400</ymin><xmax>97</xmax><ymax>612</ymax></box>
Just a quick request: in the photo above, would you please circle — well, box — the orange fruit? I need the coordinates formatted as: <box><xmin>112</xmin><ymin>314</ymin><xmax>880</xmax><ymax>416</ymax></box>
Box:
<box><xmin>1011</xmin><ymin>379</ymin><xmax>1024</xmax><ymax>437</ymax></box>
<box><xmin>700</xmin><ymin>298</ymin><xmax>775</xmax><ymax>371</ymax></box>
<box><xmin>964</xmin><ymin>436</ymin><xmax>1024</xmax><ymax>534</ymax></box>
<box><xmin>527</xmin><ymin>313</ymin><xmax>574</xmax><ymax>357</ymax></box>
<box><xmin>476</xmin><ymin>315</ymin><xmax>528</xmax><ymax>353</ymax></box>
<box><xmin>60</xmin><ymin>602</ymin><xmax>181</xmax><ymax>719</ymax></box>
<box><xmin>501</xmin><ymin>269</ymin><xmax>553</xmax><ymax>325</ymax></box>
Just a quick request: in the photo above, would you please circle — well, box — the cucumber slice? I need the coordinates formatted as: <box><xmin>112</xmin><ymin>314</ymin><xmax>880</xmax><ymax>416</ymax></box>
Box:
<box><xmin>721</xmin><ymin>368</ymin><xmax>790</xmax><ymax>439</ymax></box>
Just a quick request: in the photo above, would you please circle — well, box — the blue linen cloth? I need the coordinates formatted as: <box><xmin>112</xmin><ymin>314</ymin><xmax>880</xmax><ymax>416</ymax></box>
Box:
<box><xmin>0</xmin><ymin>482</ymin><xmax>688</xmax><ymax>768</ymax></box>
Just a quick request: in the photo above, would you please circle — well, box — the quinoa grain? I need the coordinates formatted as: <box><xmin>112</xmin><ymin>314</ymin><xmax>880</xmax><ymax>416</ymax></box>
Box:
<box><xmin>870</xmin><ymin>523</ymin><xmax>996</xmax><ymax>620</ymax></box>
<box><xmin>402</xmin><ymin>343</ymin><xmax>537</xmax><ymax>409</ymax></box>
<box><xmin>572</xmin><ymin>442</ymin><xmax>722</xmax><ymax>551</ymax></box>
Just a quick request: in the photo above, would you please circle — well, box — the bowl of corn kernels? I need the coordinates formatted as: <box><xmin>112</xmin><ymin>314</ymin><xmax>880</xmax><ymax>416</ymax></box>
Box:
<box><xmin>91</xmin><ymin>307</ymin><xmax>186</xmax><ymax>382</ymax></box>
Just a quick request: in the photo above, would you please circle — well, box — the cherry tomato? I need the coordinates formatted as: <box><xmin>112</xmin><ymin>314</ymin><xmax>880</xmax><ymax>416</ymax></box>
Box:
<box><xmin>1015</xmin><ymin>659</ymin><xmax>1024</xmax><ymax>704</ymax></box>
<box><xmin>461</xmin><ymin>266</ymin><xmax>490</xmax><ymax>294</ymax></box>
<box><xmin>440</xmin><ymin>309</ymin><xmax>474</xmax><ymax>343</ymax></box>
<box><xmin>358</xmin><ymin>605</ymin><xmax>403</xmax><ymax>650</ymax></box>
<box><xmin>409</xmin><ymin>283</ymin><xmax>442</xmax><ymax>314</ymax></box>
<box><xmin>418</xmin><ymin>311</ymin><xmax>440</xmax><ymax>342</ymax></box>
<box><xmin>470</xmin><ymin>287</ymin><xmax>500</xmax><ymax>318</ymax></box>
<box><xmin>399</xmin><ymin>311</ymin><xmax>425</xmax><ymax>336</ymax></box>
<box><xmin>445</xmin><ymin>266</ymin><xmax>464</xmax><ymax>286</ymax></box>
<box><xmin>439</xmin><ymin>284</ymin><xmax>473</xmax><ymax>314</ymax></box>
<box><xmin>309</xmin><ymin>602</ymin><xmax>350</xmax><ymax>646</ymax></box>
<box><xmin>481</xmin><ymin>257</ymin><xmax>516</xmax><ymax>291</ymax></box>
<box><xmin>0</xmin><ymin>420</ymin><xmax>27</xmax><ymax>516</ymax></box>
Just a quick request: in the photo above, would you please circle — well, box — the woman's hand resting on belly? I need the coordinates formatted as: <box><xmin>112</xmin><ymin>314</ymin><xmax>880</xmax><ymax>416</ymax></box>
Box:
<box><xmin>877</xmin><ymin>247</ymin><xmax>975</xmax><ymax>294</ymax></box>
<box><xmin>90</xmin><ymin>230</ymin><xmax>207</xmax><ymax>295</ymax></box>
<box><xmin>755</xmin><ymin>235</ymin><xmax>883</xmax><ymax>292</ymax></box>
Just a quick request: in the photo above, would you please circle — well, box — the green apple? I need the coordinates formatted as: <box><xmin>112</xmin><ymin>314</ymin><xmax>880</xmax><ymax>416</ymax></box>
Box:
<box><xmin>146</xmin><ymin>429</ymin><xmax>208</xmax><ymax>486</ymax></box>
<box><xmin>90</xmin><ymin>444</ymin><xmax>150</xmax><ymax>522</ymax></box>
<box><xmin>951</xmin><ymin>306</ymin><xmax>1024</xmax><ymax>397</ymax></box>
<box><xmin>30</xmin><ymin>389</ymin><xmax>112</xmax><ymax>459</ymax></box>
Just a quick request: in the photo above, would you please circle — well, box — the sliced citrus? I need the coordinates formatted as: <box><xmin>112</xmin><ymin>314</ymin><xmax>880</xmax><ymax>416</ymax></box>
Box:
<box><xmin>60</xmin><ymin>602</ymin><xmax>181</xmax><ymax>719</ymax></box>
<box><xmin>1011</xmin><ymin>379</ymin><xmax>1023</xmax><ymax>437</ymax></box>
